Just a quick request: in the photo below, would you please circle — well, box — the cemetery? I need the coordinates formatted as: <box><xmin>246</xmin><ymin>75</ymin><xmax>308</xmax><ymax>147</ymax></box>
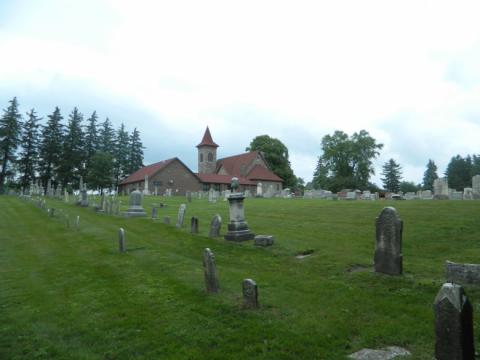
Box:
<box><xmin>2</xmin><ymin>186</ymin><xmax>480</xmax><ymax>359</ymax></box>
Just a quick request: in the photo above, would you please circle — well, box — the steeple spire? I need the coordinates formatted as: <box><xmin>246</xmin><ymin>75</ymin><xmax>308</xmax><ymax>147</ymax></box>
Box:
<box><xmin>196</xmin><ymin>126</ymin><xmax>219</xmax><ymax>148</ymax></box>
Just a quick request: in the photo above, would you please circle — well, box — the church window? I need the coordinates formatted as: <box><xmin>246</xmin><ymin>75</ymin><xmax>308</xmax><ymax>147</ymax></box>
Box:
<box><xmin>200</xmin><ymin>153</ymin><xmax>204</xmax><ymax>162</ymax></box>
<box><xmin>208</xmin><ymin>152</ymin><xmax>213</xmax><ymax>162</ymax></box>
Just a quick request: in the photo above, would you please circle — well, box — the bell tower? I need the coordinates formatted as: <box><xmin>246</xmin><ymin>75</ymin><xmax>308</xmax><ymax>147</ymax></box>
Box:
<box><xmin>197</xmin><ymin>126</ymin><xmax>219</xmax><ymax>174</ymax></box>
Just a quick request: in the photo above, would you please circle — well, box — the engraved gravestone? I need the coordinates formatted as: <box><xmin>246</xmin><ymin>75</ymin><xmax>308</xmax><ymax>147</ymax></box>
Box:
<box><xmin>209</xmin><ymin>214</ymin><xmax>222</xmax><ymax>238</ymax></box>
<box><xmin>203</xmin><ymin>248</ymin><xmax>219</xmax><ymax>293</ymax></box>
<box><xmin>242</xmin><ymin>279</ymin><xmax>258</xmax><ymax>308</ymax></box>
<box><xmin>176</xmin><ymin>204</ymin><xmax>186</xmax><ymax>228</ymax></box>
<box><xmin>124</xmin><ymin>189</ymin><xmax>146</xmax><ymax>217</ymax></box>
<box><xmin>151</xmin><ymin>206</ymin><xmax>158</xmax><ymax>219</ymax></box>
<box><xmin>224</xmin><ymin>177</ymin><xmax>255</xmax><ymax>241</ymax></box>
<box><xmin>374</xmin><ymin>207</ymin><xmax>403</xmax><ymax>275</ymax></box>
<box><xmin>118</xmin><ymin>228</ymin><xmax>126</xmax><ymax>253</ymax></box>
<box><xmin>434</xmin><ymin>283</ymin><xmax>474</xmax><ymax>360</ymax></box>
<box><xmin>191</xmin><ymin>216</ymin><xmax>199</xmax><ymax>234</ymax></box>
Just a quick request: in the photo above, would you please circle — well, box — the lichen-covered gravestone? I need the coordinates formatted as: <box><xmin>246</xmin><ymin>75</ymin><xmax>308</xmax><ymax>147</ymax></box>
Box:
<box><xmin>191</xmin><ymin>216</ymin><xmax>199</xmax><ymax>234</ymax></box>
<box><xmin>203</xmin><ymin>248</ymin><xmax>219</xmax><ymax>293</ymax></box>
<box><xmin>176</xmin><ymin>204</ymin><xmax>186</xmax><ymax>228</ymax></box>
<box><xmin>209</xmin><ymin>214</ymin><xmax>222</xmax><ymax>238</ymax></box>
<box><xmin>118</xmin><ymin>228</ymin><xmax>126</xmax><ymax>253</ymax></box>
<box><xmin>374</xmin><ymin>207</ymin><xmax>403</xmax><ymax>275</ymax></box>
<box><xmin>242</xmin><ymin>279</ymin><xmax>258</xmax><ymax>308</ymax></box>
<box><xmin>434</xmin><ymin>283</ymin><xmax>474</xmax><ymax>360</ymax></box>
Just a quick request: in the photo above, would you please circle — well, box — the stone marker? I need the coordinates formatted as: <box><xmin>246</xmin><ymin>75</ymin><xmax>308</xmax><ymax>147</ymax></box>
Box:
<box><xmin>163</xmin><ymin>216</ymin><xmax>170</xmax><ymax>225</ymax></box>
<box><xmin>151</xmin><ymin>207</ymin><xmax>158</xmax><ymax>219</ymax></box>
<box><xmin>209</xmin><ymin>214</ymin><xmax>222</xmax><ymax>238</ymax></box>
<box><xmin>187</xmin><ymin>191</ymin><xmax>192</xmax><ymax>203</ymax></box>
<box><xmin>203</xmin><ymin>248</ymin><xmax>219</xmax><ymax>293</ymax></box>
<box><xmin>434</xmin><ymin>283</ymin><xmax>474</xmax><ymax>360</ymax></box>
<box><xmin>75</xmin><ymin>215</ymin><xmax>80</xmax><ymax>229</ymax></box>
<box><xmin>224</xmin><ymin>177</ymin><xmax>255</xmax><ymax>241</ymax></box>
<box><xmin>242</xmin><ymin>279</ymin><xmax>259</xmax><ymax>308</ymax></box>
<box><xmin>118</xmin><ymin>228</ymin><xmax>126</xmax><ymax>253</ymax></box>
<box><xmin>49</xmin><ymin>208</ymin><xmax>55</xmax><ymax>217</ymax></box>
<box><xmin>446</xmin><ymin>260</ymin><xmax>480</xmax><ymax>286</ymax></box>
<box><xmin>191</xmin><ymin>216</ymin><xmax>199</xmax><ymax>234</ymax></box>
<box><xmin>374</xmin><ymin>207</ymin><xmax>403</xmax><ymax>275</ymax></box>
<box><xmin>348</xmin><ymin>346</ymin><xmax>410</xmax><ymax>359</ymax></box>
<box><xmin>176</xmin><ymin>204</ymin><xmax>186</xmax><ymax>228</ymax></box>
<box><xmin>254</xmin><ymin>235</ymin><xmax>274</xmax><ymax>247</ymax></box>
<box><xmin>124</xmin><ymin>189</ymin><xmax>147</xmax><ymax>217</ymax></box>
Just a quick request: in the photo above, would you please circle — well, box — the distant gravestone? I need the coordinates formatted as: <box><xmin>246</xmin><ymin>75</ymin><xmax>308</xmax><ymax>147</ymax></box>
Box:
<box><xmin>209</xmin><ymin>214</ymin><xmax>222</xmax><ymax>238</ymax></box>
<box><xmin>49</xmin><ymin>208</ymin><xmax>55</xmax><ymax>217</ymax></box>
<box><xmin>254</xmin><ymin>235</ymin><xmax>274</xmax><ymax>247</ymax></box>
<box><xmin>123</xmin><ymin>190</ymin><xmax>146</xmax><ymax>217</ymax></box>
<box><xmin>151</xmin><ymin>207</ymin><xmax>158</xmax><ymax>219</ymax></box>
<box><xmin>242</xmin><ymin>279</ymin><xmax>259</xmax><ymax>308</ymax></box>
<box><xmin>445</xmin><ymin>261</ymin><xmax>480</xmax><ymax>285</ymax></box>
<box><xmin>176</xmin><ymin>204</ymin><xmax>186</xmax><ymax>228</ymax></box>
<box><xmin>203</xmin><ymin>248</ymin><xmax>219</xmax><ymax>293</ymax></box>
<box><xmin>374</xmin><ymin>207</ymin><xmax>403</xmax><ymax>275</ymax></box>
<box><xmin>191</xmin><ymin>216</ymin><xmax>199</xmax><ymax>234</ymax></box>
<box><xmin>75</xmin><ymin>215</ymin><xmax>80</xmax><ymax>229</ymax></box>
<box><xmin>163</xmin><ymin>216</ymin><xmax>170</xmax><ymax>225</ymax></box>
<box><xmin>434</xmin><ymin>283</ymin><xmax>474</xmax><ymax>360</ymax></box>
<box><xmin>187</xmin><ymin>191</ymin><xmax>192</xmax><ymax>203</ymax></box>
<box><xmin>118</xmin><ymin>228</ymin><xmax>126</xmax><ymax>253</ymax></box>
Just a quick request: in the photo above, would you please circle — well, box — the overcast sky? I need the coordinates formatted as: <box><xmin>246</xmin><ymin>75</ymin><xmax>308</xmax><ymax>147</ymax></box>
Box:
<box><xmin>1</xmin><ymin>0</ymin><xmax>480</xmax><ymax>185</ymax></box>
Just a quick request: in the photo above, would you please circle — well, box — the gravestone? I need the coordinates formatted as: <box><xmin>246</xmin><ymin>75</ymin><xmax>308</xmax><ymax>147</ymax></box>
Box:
<box><xmin>124</xmin><ymin>189</ymin><xmax>146</xmax><ymax>217</ymax></box>
<box><xmin>187</xmin><ymin>191</ymin><xmax>192</xmax><ymax>203</ymax></box>
<box><xmin>80</xmin><ymin>188</ymin><xmax>89</xmax><ymax>207</ymax></box>
<box><xmin>254</xmin><ymin>235</ymin><xmax>274</xmax><ymax>247</ymax></box>
<box><xmin>224</xmin><ymin>178</ymin><xmax>255</xmax><ymax>241</ymax></box>
<box><xmin>143</xmin><ymin>175</ymin><xmax>150</xmax><ymax>195</ymax></box>
<box><xmin>256</xmin><ymin>182</ymin><xmax>263</xmax><ymax>197</ymax></box>
<box><xmin>191</xmin><ymin>217</ymin><xmax>199</xmax><ymax>233</ymax></box>
<box><xmin>242</xmin><ymin>279</ymin><xmax>259</xmax><ymax>308</ymax></box>
<box><xmin>75</xmin><ymin>215</ymin><xmax>80</xmax><ymax>229</ymax></box>
<box><xmin>209</xmin><ymin>214</ymin><xmax>222</xmax><ymax>238</ymax></box>
<box><xmin>163</xmin><ymin>216</ymin><xmax>170</xmax><ymax>225</ymax></box>
<box><xmin>434</xmin><ymin>178</ymin><xmax>449</xmax><ymax>200</ymax></box>
<box><xmin>434</xmin><ymin>283</ymin><xmax>474</xmax><ymax>360</ymax></box>
<box><xmin>151</xmin><ymin>207</ymin><xmax>158</xmax><ymax>219</ymax></box>
<box><xmin>472</xmin><ymin>175</ymin><xmax>480</xmax><ymax>198</ymax></box>
<box><xmin>203</xmin><ymin>248</ymin><xmax>219</xmax><ymax>293</ymax></box>
<box><xmin>176</xmin><ymin>204</ymin><xmax>186</xmax><ymax>228</ymax></box>
<box><xmin>445</xmin><ymin>261</ymin><xmax>480</xmax><ymax>285</ymax></box>
<box><xmin>463</xmin><ymin>188</ymin><xmax>473</xmax><ymax>200</ymax></box>
<box><xmin>374</xmin><ymin>207</ymin><xmax>403</xmax><ymax>275</ymax></box>
<box><xmin>49</xmin><ymin>208</ymin><xmax>55</xmax><ymax>217</ymax></box>
<box><xmin>118</xmin><ymin>228</ymin><xmax>126</xmax><ymax>253</ymax></box>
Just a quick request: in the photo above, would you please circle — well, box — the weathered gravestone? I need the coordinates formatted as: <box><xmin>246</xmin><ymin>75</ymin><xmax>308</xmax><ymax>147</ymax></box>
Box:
<box><xmin>209</xmin><ymin>214</ymin><xmax>222</xmax><ymax>238</ymax></box>
<box><xmin>203</xmin><ymin>248</ymin><xmax>219</xmax><ymax>293</ymax></box>
<box><xmin>445</xmin><ymin>261</ymin><xmax>480</xmax><ymax>285</ymax></box>
<box><xmin>434</xmin><ymin>283</ymin><xmax>474</xmax><ymax>360</ymax></box>
<box><xmin>124</xmin><ymin>189</ymin><xmax>146</xmax><ymax>217</ymax></box>
<box><xmin>191</xmin><ymin>216</ymin><xmax>199</xmax><ymax>234</ymax></box>
<box><xmin>242</xmin><ymin>279</ymin><xmax>259</xmax><ymax>308</ymax></box>
<box><xmin>163</xmin><ymin>216</ymin><xmax>170</xmax><ymax>225</ymax></box>
<box><xmin>224</xmin><ymin>177</ymin><xmax>255</xmax><ymax>241</ymax></box>
<box><xmin>176</xmin><ymin>204</ymin><xmax>186</xmax><ymax>228</ymax></box>
<box><xmin>254</xmin><ymin>235</ymin><xmax>274</xmax><ymax>247</ymax></box>
<box><xmin>151</xmin><ymin>207</ymin><xmax>158</xmax><ymax>219</ymax></box>
<box><xmin>187</xmin><ymin>191</ymin><xmax>192</xmax><ymax>203</ymax></box>
<box><xmin>118</xmin><ymin>228</ymin><xmax>126</xmax><ymax>253</ymax></box>
<box><xmin>374</xmin><ymin>207</ymin><xmax>403</xmax><ymax>275</ymax></box>
<box><xmin>75</xmin><ymin>215</ymin><xmax>80</xmax><ymax>230</ymax></box>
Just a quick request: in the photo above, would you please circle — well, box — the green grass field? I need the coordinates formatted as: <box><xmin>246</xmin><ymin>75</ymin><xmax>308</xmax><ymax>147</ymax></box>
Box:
<box><xmin>1</xmin><ymin>195</ymin><xmax>480</xmax><ymax>359</ymax></box>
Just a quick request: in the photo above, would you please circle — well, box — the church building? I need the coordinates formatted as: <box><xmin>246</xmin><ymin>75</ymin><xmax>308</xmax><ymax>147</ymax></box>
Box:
<box><xmin>119</xmin><ymin>127</ymin><xmax>283</xmax><ymax>195</ymax></box>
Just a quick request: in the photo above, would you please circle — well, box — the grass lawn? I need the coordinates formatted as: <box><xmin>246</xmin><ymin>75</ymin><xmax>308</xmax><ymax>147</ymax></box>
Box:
<box><xmin>1</xmin><ymin>195</ymin><xmax>480</xmax><ymax>359</ymax></box>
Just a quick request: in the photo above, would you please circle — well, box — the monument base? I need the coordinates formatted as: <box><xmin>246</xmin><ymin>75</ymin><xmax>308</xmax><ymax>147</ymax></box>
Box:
<box><xmin>224</xmin><ymin>222</ymin><xmax>254</xmax><ymax>241</ymax></box>
<box><xmin>123</xmin><ymin>206</ymin><xmax>147</xmax><ymax>217</ymax></box>
<box><xmin>374</xmin><ymin>251</ymin><xmax>402</xmax><ymax>275</ymax></box>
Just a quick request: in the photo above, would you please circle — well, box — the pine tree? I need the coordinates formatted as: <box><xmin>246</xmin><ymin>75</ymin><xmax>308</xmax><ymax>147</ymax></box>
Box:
<box><xmin>422</xmin><ymin>159</ymin><xmax>438</xmax><ymax>191</ymax></box>
<box><xmin>0</xmin><ymin>97</ymin><xmax>23</xmax><ymax>193</ymax></box>
<box><xmin>59</xmin><ymin>107</ymin><xmax>84</xmax><ymax>188</ymax></box>
<box><xmin>113</xmin><ymin>123</ymin><xmax>130</xmax><ymax>186</ymax></box>
<box><xmin>38</xmin><ymin>107</ymin><xmax>64</xmax><ymax>189</ymax></box>
<box><xmin>18</xmin><ymin>109</ymin><xmax>41</xmax><ymax>189</ymax></box>
<box><xmin>127</xmin><ymin>128</ymin><xmax>144</xmax><ymax>174</ymax></box>
<box><xmin>381</xmin><ymin>158</ymin><xmax>402</xmax><ymax>192</ymax></box>
<box><xmin>445</xmin><ymin>155</ymin><xmax>472</xmax><ymax>190</ymax></box>
<box><xmin>98</xmin><ymin>117</ymin><xmax>115</xmax><ymax>155</ymax></box>
<box><xmin>84</xmin><ymin>111</ymin><xmax>99</xmax><ymax>168</ymax></box>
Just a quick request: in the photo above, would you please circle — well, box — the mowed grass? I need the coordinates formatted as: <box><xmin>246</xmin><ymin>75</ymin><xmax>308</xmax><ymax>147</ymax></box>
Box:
<box><xmin>1</xmin><ymin>195</ymin><xmax>480</xmax><ymax>359</ymax></box>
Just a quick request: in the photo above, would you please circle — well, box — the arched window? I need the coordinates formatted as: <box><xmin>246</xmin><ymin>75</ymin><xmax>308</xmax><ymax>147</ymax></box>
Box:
<box><xmin>200</xmin><ymin>153</ymin><xmax>204</xmax><ymax>162</ymax></box>
<box><xmin>208</xmin><ymin>152</ymin><xmax>213</xmax><ymax>162</ymax></box>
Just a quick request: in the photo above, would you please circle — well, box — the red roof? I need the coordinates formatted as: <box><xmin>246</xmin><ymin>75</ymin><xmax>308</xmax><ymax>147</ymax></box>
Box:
<box><xmin>196</xmin><ymin>173</ymin><xmax>256</xmax><ymax>185</ymax></box>
<box><xmin>120</xmin><ymin>158</ymin><xmax>176</xmax><ymax>185</ymax></box>
<box><xmin>247</xmin><ymin>164</ymin><xmax>283</xmax><ymax>182</ymax></box>
<box><xmin>196</xmin><ymin>126</ymin><xmax>219</xmax><ymax>148</ymax></box>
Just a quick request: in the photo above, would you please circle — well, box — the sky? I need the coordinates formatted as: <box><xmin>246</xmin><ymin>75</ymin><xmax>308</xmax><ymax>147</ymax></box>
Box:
<box><xmin>1</xmin><ymin>0</ymin><xmax>480</xmax><ymax>185</ymax></box>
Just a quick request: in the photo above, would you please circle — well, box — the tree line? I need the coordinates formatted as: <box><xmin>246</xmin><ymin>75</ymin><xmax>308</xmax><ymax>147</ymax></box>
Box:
<box><xmin>0</xmin><ymin>97</ymin><xmax>144</xmax><ymax>193</ymax></box>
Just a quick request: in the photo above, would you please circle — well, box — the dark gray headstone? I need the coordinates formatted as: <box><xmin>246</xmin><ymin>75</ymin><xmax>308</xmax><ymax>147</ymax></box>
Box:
<box><xmin>242</xmin><ymin>279</ymin><xmax>258</xmax><ymax>308</ymax></box>
<box><xmin>203</xmin><ymin>248</ymin><xmax>219</xmax><ymax>293</ymax></box>
<box><xmin>254</xmin><ymin>235</ymin><xmax>274</xmax><ymax>247</ymax></box>
<box><xmin>187</xmin><ymin>191</ymin><xmax>192</xmax><ymax>203</ymax></box>
<box><xmin>446</xmin><ymin>261</ymin><xmax>480</xmax><ymax>285</ymax></box>
<box><xmin>434</xmin><ymin>283</ymin><xmax>474</xmax><ymax>360</ymax></box>
<box><xmin>209</xmin><ymin>214</ymin><xmax>222</xmax><ymax>238</ymax></box>
<box><xmin>176</xmin><ymin>204</ymin><xmax>186</xmax><ymax>228</ymax></box>
<box><xmin>151</xmin><ymin>207</ymin><xmax>158</xmax><ymax>219</ymax></box>
<box><xmin>374</xmin><ymin>207</ymin><xmax>403</xmax><ymax>275</ymax></box>
<box><xmin>49</xmin><ymin>208</ymin><xmax>55</xmax><ymax>217</ymax></box>
<box><xmin>163</xmin><ymin>216</ymin><xmax>170</xmax><ymax>225</ymax></box>
<box><xmin>118</xmin><ymin>228</ymin><xmax>126</xmax><ymax>253</ymax></box>
<box><xmin>191</xmin><ymin>216</ymin><xmax>199</xmax><ymax>234</ymax></box>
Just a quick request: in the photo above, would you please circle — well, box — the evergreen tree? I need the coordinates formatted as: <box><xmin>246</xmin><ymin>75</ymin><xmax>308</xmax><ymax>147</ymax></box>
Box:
<box><xmin>422</xmin><ymin>159</ymin><xmax>438</xmax><ymax>191</ymax></box>
<box><xmin>18</xmin><ymin>109</ymin><xmax>41</xmax><ymax>189</ymax></box>
<box><xmin>38</xmin><ymin>107</ymin><xmax>64</xmax><ymax>188</ymax></box>
<box><xmin>0</xmin><ymin>97</ymin><xmax>22</xmax><ymax>193</ymax></box>
<box><xmin>381</xmin><ymin>158</ymin><xmax>402</xmax><ymax>192</ymax></box>
<box><xmin>127</xmin><ymin>128</ymin><xmax>144</xmax><ymax>174</ymax></box>
<box><xmin>445</xmin><ymin>155</ymin><xmax>472</xmax><ymax>190</ymax></box>
<box><xmin>98</xmin><ymin>117</ymin><xmax>115</xmax><ymax>155</ymax></box>
<box><xmin>59</xmin><ymin>107</ymin><xmax>84</xmax><ymax>188</ymax></box>
<box><xmin>113</xmin><ymin>123</ymin><xmax>130</xmax><ymax>185</ymax></box>
<box><xmin>86</xmin><ymin>151</ymin><xmax>114</xmax><ymax>191</ymax></box>
<box><xmin>84</xmin><ymin>111</ymin><xmax>99</xmax><ymax>168</ymax></box>
<box><xmin>471</xmin><ymin>154</ymin><xmax>480</xmax><ymax>177</ymax></box>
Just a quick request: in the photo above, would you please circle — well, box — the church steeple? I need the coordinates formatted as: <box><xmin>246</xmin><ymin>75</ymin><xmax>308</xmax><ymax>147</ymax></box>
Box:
<box><xmin>197</xmin><ymin>126</ymin><xmax>218</xmax><ymax>174</ymax></box>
